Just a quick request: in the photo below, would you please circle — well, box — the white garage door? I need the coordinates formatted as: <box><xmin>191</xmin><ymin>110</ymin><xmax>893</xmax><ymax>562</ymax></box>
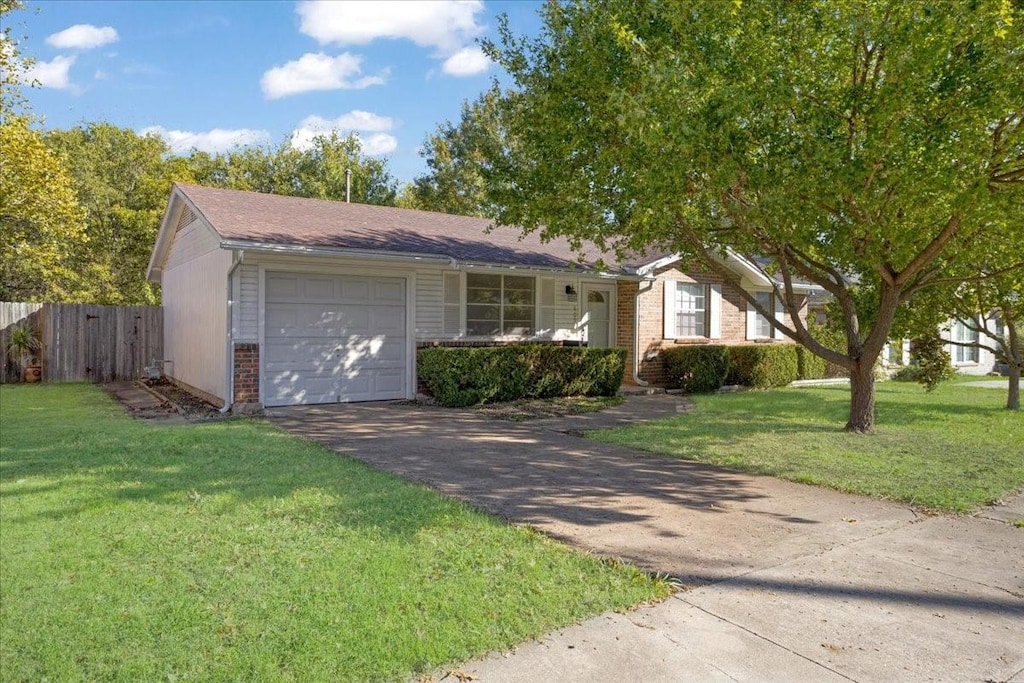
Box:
<box><xmin>264</xmin><ymin>272</ymin><xmax>407</xmax><ymax>406</ymax></box>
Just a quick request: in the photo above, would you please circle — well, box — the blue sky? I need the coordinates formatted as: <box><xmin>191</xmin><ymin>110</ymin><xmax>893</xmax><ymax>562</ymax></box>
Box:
<box><xmin>9</xmin><ymin>0</ymin><xmax>544</xmax><ymax>184</ymax></box>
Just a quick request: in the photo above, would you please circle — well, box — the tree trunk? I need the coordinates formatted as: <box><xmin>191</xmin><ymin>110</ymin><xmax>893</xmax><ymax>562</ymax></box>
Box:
<box><xmin>1008</xmin><ymin>362</ymin><xmax>1021</xmax><ymax>412</ymax></box>
<box><xmin>846</xmin><ymin>361</ymin><xmax>876</xmax><ymax>434</ymax></box>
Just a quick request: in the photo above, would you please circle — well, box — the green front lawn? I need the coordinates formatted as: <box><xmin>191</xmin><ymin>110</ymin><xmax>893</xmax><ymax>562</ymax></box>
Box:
<box><xmin>0</xmin><ymin>384</ymin><xmax>667</xmax><ymax>682</ymax></box>
<box><xmin>592</xmin><ymin>380</ymin><xmax>1023</xmax><ymax>513</ymax></box>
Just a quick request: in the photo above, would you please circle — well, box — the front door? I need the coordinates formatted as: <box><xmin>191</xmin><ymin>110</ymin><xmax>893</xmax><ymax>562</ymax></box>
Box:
<box><xmin>583</xmin><ymin>286</ymin><xmax>613</xmax><ymax>348</ymax></box>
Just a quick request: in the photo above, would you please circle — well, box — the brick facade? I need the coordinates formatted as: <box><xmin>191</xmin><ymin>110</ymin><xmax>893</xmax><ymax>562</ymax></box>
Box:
<box><xmin>616</xmin><ymin>263</ymin><xmax>809</xmax><ymax>387</ymax></box>
<box><xmin>233</xmin><ymin>343</ymin><xmax>260</xmax><ymax>404</ymax></box>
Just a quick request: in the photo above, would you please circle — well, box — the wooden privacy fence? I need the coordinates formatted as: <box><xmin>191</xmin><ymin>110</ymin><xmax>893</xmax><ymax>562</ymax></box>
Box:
<box><xmin>1</xmin><ymin>302</ymin><xmax>162</xmax><ymax>383</ymax></box>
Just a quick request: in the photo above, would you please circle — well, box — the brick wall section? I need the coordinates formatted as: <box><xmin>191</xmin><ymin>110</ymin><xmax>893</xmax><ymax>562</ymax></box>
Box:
<box><xmin>616</xmin><ymin>263</ymin><xmax>810</xmax><ymax>387</ymax></box>
<box><xmin>233</xmin><ymin>343</ymin><xmax>260</xmax><ymax>404</ymax></box>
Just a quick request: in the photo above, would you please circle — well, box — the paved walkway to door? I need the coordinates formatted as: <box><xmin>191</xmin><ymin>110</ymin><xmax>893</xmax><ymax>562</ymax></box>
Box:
<box><xmin>268</xmin><ymin>396</ymin><xmax>1024</xmax><ymax>682</ymax></box>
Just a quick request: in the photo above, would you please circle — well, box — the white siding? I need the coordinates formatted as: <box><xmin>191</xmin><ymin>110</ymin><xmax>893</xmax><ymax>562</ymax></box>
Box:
<box><xmin>234</xmin><ymin>262</ymin><xmax>259</xmax><ymax>342</ymax></box>
<box><xmin>162</xmin><ymin>224</ymin><xmax>231</xmax><ymax>404</ymax></box>
<box><xmin>165</xmin><ymin>218</ymin><xmax>220</xmax><ymax>270</ymax></box>
<box><xmin>416</xmin><ymin>270</ymin><xmax>444</xmax><ymax>337</ymax></box>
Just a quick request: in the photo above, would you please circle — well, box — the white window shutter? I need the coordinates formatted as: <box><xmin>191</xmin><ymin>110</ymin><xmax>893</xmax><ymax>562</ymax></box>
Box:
<box><xmin>746</xmin><ymin>298</ymin><xmax>757</xmax><ymax>340</ymax></box>
<box><xmin>774</xmin><ymin>294</ymin><xmax>785</xmax><ymax>339</ymax></box>
<box><xmin>443</xmin><ymin>272</ymin><xmax>461</xmax><ymax>335</ymax></box>
<box><xmin>663</xmin><ymin>280</ymin><xmax>676</xmax><ymax>339</ymax></box>
<box><xmin>709</xmin><ymin>284</ymin><xmax>722</xmax><ymax>339</ymax></box>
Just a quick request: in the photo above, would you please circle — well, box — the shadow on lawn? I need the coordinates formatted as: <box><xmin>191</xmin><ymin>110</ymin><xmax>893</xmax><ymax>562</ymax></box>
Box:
<box><xmin>2</xmin><ymin>419</ymin><xmax>475</xmax><ymax>538</ymax></box>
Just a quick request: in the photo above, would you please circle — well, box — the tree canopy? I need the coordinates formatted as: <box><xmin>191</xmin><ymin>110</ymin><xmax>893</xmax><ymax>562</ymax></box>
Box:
<box><xmin>484</xmin><ymin>0</ymin><xmax>1023</xmax><ymax>432</ymax></box>
<box><xmin>0</xmin><ymin>116</ymin><xmax>92</xmax><ymax>302</ymax></box>
<box><xmin>189</xmin><ymin>132</ymin><xmax>399</xmax><ymax>206</ymax></box>
<box><xmin>44</xmin><ymin>124</ymin><xmax>195</xmax><ymax>305</ymax></box>
<box><xmin>408</xmin><ymin>91</ymin><xmax>503</xmax><ymax>217</ymax></box>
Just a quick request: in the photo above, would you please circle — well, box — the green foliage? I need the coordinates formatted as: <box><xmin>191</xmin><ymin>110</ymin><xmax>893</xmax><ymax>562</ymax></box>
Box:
<box><xmin>189</xmin><ymin>132</ymin><xmax>398</xmax><ymax>206</ymax></box>
<box><xmin>0</xmin><ymin>116</ymin><xmax>93</xmax><ymax>302</ymax></box>
<box><xmin>43</xmin><ymin>124</ymin><xmax>195</xmax><ymax>305</ymax></box>
<box><xmin>727</xmin><ymin>345</ymin><xmax>800</xmax><ymax>389</ymax></box>
<box><xmin>894</xmin><ymin>334</ymin><xmax>957</xmax><ymax>390</ymax></box>
<box><xmin>796</xmin><ymin>346</ymin><xmax>828</xmax><ymax>380</ymax></box>
<box><xmin>483</xmin><ymin>0</ymin><xmax>1024</xmax><ymax>431</ymax></box>
<box><xmin>592</xmin><ymin>381</ymin><xmax>1024</xmax><ymax>513</ymax></box>
<box><xmin>418</xmin><ymin>346</ymin><xmax>626</xmax><ymax>407</ymax></box>
<box><xmin>409</xmin><ymin>90</ymin><xmax>503</xmax><ymax>217</ymax></box>
<box><xmin>0</xmin><ymin>383</ymin><xmax>666</xmax><ymax>681</ymax></box>
<box><xmin>661</xmin><ymin>345</ymin><xmax>731</xmax><ymax>393</ymax></box>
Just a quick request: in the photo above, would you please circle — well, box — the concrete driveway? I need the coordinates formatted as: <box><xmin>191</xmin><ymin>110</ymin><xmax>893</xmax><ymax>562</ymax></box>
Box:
<box><xmin>268</xmin><ymin>396</ymin><xmax>1024</xmax><ymax>682</ymax></box>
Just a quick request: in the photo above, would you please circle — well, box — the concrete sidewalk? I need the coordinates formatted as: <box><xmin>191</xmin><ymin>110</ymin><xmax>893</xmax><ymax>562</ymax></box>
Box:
<box><xmin>268</xmin><ymin>396</ymin><xmax>1024</xmax><ymax>683</ymax></box>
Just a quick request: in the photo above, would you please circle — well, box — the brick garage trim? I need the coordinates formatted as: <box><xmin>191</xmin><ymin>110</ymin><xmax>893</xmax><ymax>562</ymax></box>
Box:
<box><xmin>233</xmin><ymin>343</ymin><xmax>260</xmax><ymax>405</ymax></box>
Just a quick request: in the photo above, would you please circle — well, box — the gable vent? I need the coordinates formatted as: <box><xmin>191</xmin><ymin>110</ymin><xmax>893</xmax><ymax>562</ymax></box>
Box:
<box><xmin>175</xmin><ymin>206</ymin><xmax>197</xmax><ymax>232</ymax></box>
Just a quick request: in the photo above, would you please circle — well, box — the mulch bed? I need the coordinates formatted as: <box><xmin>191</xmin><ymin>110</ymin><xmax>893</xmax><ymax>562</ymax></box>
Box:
<box><xmin>140</xmin><ymin>378</ymin><xmax>222</xmax><ymax>419</ymax></box>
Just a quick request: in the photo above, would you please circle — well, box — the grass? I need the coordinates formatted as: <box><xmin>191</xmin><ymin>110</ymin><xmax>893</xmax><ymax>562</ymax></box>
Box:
<box><xmin>0</xmin><ymin>384</ymin><xmax>668</xmax><ymax>682</ymax></box>
<box><xmin>591</xmin><ymin>379</ymin><xmax>1023</xmax><ymax>514</ymax></box>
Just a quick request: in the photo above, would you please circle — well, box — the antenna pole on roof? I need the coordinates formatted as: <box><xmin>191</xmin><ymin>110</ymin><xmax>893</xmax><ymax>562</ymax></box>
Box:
<box><xmin>345</xmin><ymin>168</ymin><xmax>352</xmax><ymax>203</ymax></box>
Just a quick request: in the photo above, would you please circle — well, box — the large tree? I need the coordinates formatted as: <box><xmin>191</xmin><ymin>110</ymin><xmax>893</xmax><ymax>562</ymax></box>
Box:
<box><xmin>190</xmin><ymin>132</ymin><xmax>399</xmax><ymax>206</ymax></box>
<box><xmin>483</xmin><ymin>0</ymin><xmax>1023</xmax><ymax>432</ymax></box>
<box><xmin>0</xmin><ymin>0</ymin><xmax>95</xmax><ymax>303</ymax></box>
<box><xmin>408</xmin><ymin>91</ymin><xmax>503</xmax><ymax>217</ymax></box>
<box><xmin>0</xmin><ymin>116</ymin><xmax>93</xmax><ymax>302</ymax></box>
<box><xmin>44</xmin><ymin>124</ymin><xmax>193</xmax><ymax>305</ymax></box>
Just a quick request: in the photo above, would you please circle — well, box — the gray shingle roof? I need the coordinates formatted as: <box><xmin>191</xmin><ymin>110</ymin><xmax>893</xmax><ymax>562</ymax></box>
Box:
<box><xmin>176</xmin><ymin>183</ymin><xmax>652</xmax><ymax>273</ymax></box>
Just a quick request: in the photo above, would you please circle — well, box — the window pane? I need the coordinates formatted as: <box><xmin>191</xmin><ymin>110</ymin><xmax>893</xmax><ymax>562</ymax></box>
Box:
<box><xmin>466</xmin><ymin>272</ymin><xmax>500</xmax><ymax>304</ymax></box>
<box><xmin>755</xmin><ymin>291</ymin><xmax>773</xmax><ymax>338</ymax></box>
<box><xmin>676</xmin><ymin>283</ymin><xmax>705</xmax><ymax>337</ymax></box>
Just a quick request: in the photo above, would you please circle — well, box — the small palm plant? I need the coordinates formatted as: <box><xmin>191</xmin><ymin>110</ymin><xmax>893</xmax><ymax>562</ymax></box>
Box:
<box><xmin>6</xmin><ymin>323</ymin><xmax>41</xmax><ymax>382</ymax></box>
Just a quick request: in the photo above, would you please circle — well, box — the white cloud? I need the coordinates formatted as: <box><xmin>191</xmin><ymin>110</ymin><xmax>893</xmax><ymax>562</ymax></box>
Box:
<box><xmin>94</xmin><ymin>69</ymin><xmax>109</xmax><ymax>80</ymax></box>
<box><xmin>141</xmin><ymin>126</ymin><xmax>271</xmax><ymax>154</ymax></box>
<box><xmin>290</xmin><ymin>113</ymin><xmax>398</xmax><ymax>156</ymax></box>
<box><xmin>297</xmin><ymin>0</ymin><xmax>484</xmax><ymax>54</ymax></box>
<box><xmin>46</xmin><ymin>24</ymin><xmax>119</xmax><ymax>50</ymax></box>
<box><xmin>441</xmin><ymin>45</ymin><xmax>489</xmax><ymax>77</ymax></box>
<box><xmin>24</xmin><ymin>55</ymin><xmax>76</xmax><ymax>89</ymax></box>
<box><xmin>260</xmin><ymin>52</ymin><xmax>386</xmax><ymax>99</ymax></box>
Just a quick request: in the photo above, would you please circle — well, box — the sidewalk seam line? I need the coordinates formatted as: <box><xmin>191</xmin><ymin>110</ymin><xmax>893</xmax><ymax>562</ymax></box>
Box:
<box><xmin>679</xmin><ymin>599</ymin><xmax>861</xmax><ymax>682</ymax></box>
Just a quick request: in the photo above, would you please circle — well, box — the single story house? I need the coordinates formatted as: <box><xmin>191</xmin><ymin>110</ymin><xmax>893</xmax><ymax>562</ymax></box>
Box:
<box><xmin>882</xmin><ymin>316</ymin><xmax>1007</xmax><ymax>376</ymax></box>
<box><xmin>147</xmin><ymin>184</ymin><xmax>818</xmax><ymax>409</ymax></box>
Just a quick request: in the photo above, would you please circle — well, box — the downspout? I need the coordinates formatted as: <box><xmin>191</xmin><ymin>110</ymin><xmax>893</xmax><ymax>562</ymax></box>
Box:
<box><xmin>633</xmin><ymin>279</ymin><xmax>652</xmax><ymax>387</ymax></box>
<box><xmin>221</xmin><ymin>251</ymin><xmax>244</xmax><ymax>413</ymax></box>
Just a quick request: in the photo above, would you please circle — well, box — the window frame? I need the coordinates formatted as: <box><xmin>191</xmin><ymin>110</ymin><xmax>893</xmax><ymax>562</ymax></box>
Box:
<box><xmin>950</xmin><ymin>319</ymin><xmax>979</xmax><ymax>364</ymax></box>
<box><xmin>664</xmin><ymin>279</ymin><xmax>721</xmax><ymax>340</ymax></box>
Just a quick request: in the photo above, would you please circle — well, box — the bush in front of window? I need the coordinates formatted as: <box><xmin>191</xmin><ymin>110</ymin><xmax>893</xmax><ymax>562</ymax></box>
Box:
<box><xmin>796</xmin><ymin>346</ymin><xmax>828</xmax><ymax>380</ymax></box>
<box><xmin>418</xmin><ymin>346</ymin><xmax>626</xmax><ymax>407</ymax></box>
<box><xmin>727</xmin><ymin>345</ymin><xmax>799</xmax><ymax>389</ymax></box>
<box><xmin>662</xmin><ymin>345</ymin><xmax>731</xmax><ymax>393</ymax></box>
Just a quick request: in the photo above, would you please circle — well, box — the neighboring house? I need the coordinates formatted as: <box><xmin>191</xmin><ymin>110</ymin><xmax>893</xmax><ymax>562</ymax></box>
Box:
<box><xmin>942</xmin><ymin>315</ymin><xmax>1004</xmax><ymax>375</ymax></box>
<box><xmin>147</xmin><ymin>184</ymin><xmax>818</xmax><ymax>409</ymax></box>
<box><xmin>880</xmin><ymin>315</ymin><xmax>1004</xmax><ymax>376</ymax></box>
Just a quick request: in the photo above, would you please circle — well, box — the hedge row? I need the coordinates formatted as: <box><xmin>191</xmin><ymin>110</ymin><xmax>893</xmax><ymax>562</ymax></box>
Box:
<box><xmin>418</xmin><ymin>346</ymin><xmax>626</xmax><ymax>407</ymax></box>
<box><xmin>662</xmin><ymin>343</ymin><xmax>831</xmax><ymax>393</ymax></box>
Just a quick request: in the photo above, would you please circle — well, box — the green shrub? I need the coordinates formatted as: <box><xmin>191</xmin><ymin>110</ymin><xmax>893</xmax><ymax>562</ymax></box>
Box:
<box><xmin>662</xmin><ymin>345</ymin><xmax>730</xmax><ymax>393</ymax></box>
<box><xmin>796</xmin><ymin>346</ymin><xmax>827</xmax><ymax>380</ymax></box>
<box><xmin>727</xmin><ymin>345</ymin><xmax>799</xmax><ymax>389</ymax></box>
<box><xmin>417</xmin><ymin>346</ymin><xmax>626</xmax><ymax>407</ymax></box>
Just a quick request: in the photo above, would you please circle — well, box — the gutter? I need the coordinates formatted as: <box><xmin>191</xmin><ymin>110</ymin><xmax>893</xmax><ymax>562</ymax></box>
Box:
<box><xmin>219</xmin><ymin>239</ymin><xmax>637</xmax><ymax>279</ymax></box>
<box><xmin>220</xmin><ymin>250</ymin><xmax>244</xmax><ymax>413</ymax></box>
<box><xmin>219</xmin><ymin>240</ymin><xmax>458</xmax><ymax>265</ymax></box>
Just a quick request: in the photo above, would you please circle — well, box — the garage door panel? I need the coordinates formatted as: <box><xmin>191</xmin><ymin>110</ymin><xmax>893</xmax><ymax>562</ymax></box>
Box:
<box><xmin>264</xmin><ymin>272</ymin><xmax>407</xmax><ymax>405</ymax></box>
<box><xmin>373</xmin><ymin>279</ymin><xmax>405</xmax><ymax>303</ymax></box>
<box><xmin>371</xmin><ymin>306</ymin><xmax>405</xmax><ymax>333</ymax></box>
